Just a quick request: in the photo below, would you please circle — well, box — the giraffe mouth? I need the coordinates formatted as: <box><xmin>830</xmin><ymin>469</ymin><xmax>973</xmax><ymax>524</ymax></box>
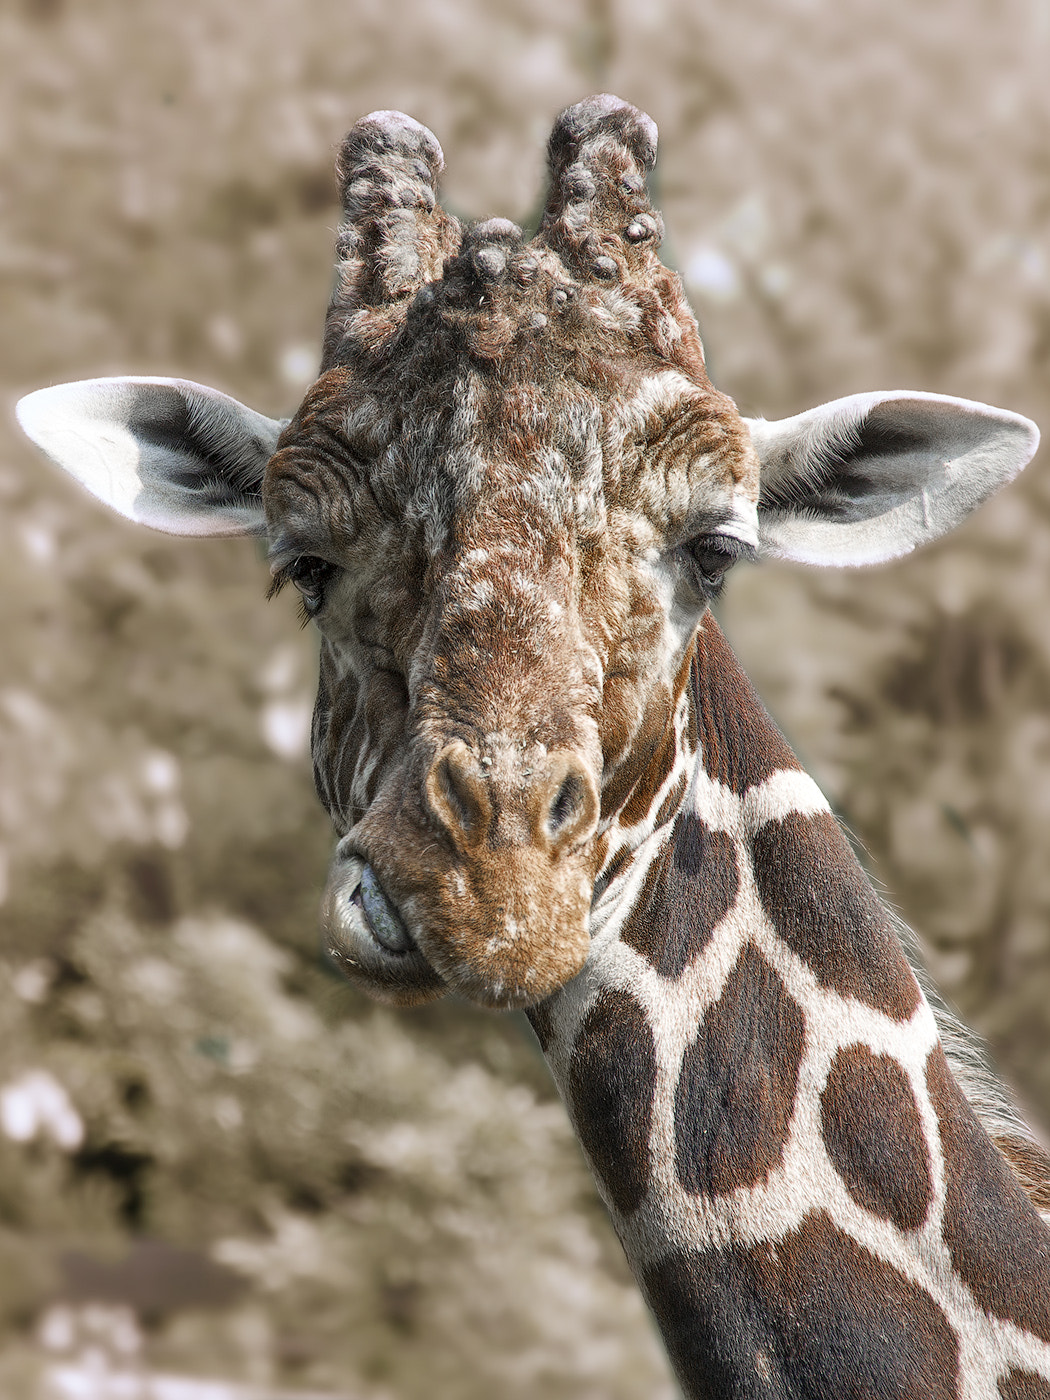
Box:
<box><xmin>325</xmin><ymin>854</ymin><xmax>415</xmax><ymax>954</ymax></box>
<box><xmin>353</xmin><ymin>863</ymin><xmax>414</xmax><ymax>952</ymax></box>
<box><xmin>320</xmin><ymin>805</ymin><xmax>598</xmax><ymax>1009</ymax></box>
<box><xmin>320</xmin><ymin>850</ymin><xmax>446</xmax><ymax>1004</ymax></box>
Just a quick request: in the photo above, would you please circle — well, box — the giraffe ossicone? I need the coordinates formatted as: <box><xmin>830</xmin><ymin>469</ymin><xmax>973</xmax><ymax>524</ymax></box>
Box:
<box><xmin>18</xmin><ymin>94</ymin><xmax>1050</xmax><ymax>1396</ymax></box>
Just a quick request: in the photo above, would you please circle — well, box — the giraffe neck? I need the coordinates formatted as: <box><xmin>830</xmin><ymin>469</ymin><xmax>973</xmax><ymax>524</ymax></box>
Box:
<box><xmin>530</xmin><ymin>619</ymin><xmax>1050</xmax><ymax>1398</ymax></box>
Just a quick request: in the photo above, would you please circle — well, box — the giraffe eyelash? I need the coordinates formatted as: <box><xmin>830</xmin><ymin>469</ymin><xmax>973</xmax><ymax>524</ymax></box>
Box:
<box><xmin>267</xmin><ymin>573</ymin><xmax>314</xmax><ymax>629</ymax></box>
<box><xmin>267</xmin><ymin>555</ymin><xmax>337</xmax><ymax>624</ymax></box>
<box><xmin>680</xmin><ymin>535</ymin><xmax>756</xmax><ymax>598</ymax></box>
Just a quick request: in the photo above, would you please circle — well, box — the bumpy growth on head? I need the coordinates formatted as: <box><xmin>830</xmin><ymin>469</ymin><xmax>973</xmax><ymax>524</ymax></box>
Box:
<box><xmin>16</xmin><ymin>96</ymin><xmax>1037</xmax><ymax>1014</ymax></box>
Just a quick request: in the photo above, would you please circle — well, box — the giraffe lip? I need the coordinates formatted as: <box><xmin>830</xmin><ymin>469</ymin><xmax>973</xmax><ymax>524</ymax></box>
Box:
<box><xmin>355</xmin><ymin>862</ymin><xmax>415</xmax><ymax>953</ymax></box>
<box><xmin>323</xmin><ymin>851</ymin><xmax>418</xmax><ymax>958</ymax></box>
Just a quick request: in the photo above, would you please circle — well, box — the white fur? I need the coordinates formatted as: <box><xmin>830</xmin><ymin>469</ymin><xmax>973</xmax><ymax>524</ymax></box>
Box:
<box><xmin>747</xmin><ymin>390</ymin><xmax>1039</xmax><ymax>566</ymax></box>
<box><xmin>17</xmin><ymin>377</ymin><xmax>280</xmax><ymax>536</ymax></box>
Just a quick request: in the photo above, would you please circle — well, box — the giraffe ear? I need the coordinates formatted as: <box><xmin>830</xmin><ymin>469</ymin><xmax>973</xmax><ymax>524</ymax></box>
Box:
<box><xmin>16</xmin><ymin>376</ymin><xmax>283</xmax><ymax>537</ymax></box>
<box><xmin>746</xmin><ymin>391</ymin><xmax>1039</xmax><ymax>566</ymax></box>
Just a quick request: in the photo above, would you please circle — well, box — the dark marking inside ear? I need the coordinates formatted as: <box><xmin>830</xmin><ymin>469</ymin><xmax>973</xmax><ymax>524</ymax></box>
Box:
<box><xmin>927</xmin><ymin>1045</ymin><xmax>1050</xmax><ymax>1343</ymax></box>
<box><xmin>674</xmin><ymin>943</ymin><xmax>804</xmax><ymax>1196</ymax></box>
<box><xmin>128</xmin><ymin>388</ymin><xmax>268</xmax><ymax>506</ymax></box>
<box><xmin>844</xmin><ymin>419</ymin><xmax>929</xmax><ymax>461</ymax></box>
<box><xmin>126</xmin><ymin>386</ymin><xmax>191</xmax><ymax>456</ymax></box>
<box><xmin>621</xmin><ymin>815</ymin><xmax>738</xmax><ymax>977</ymax></box>
<box><xmin>752</xmin><ymin>810</ymin><xmax>921</xmax><ymax>1021</ymax></box>
<box><xmin>759</xmin><ymin>410</ymin><xmax>939</xmax><ymax>525</ymax></box>
<box><xmin>999</xmin><ymin>1372</ymin><xmax>1050</xmax><ymax>1400</ymax></box>
<box><xmin>568</xmin><ymin>987</ymin><xmax>656</xmax><ymax>1215</ymax></box>
<box><xmin>693</xmin><ymin>619</ymin><xmax>802</xmax><ymax>795</ymax></box>
<box><xmin>821</xmin><ymin>1045</ymin><xmax>931</xmax><ymax>1230</ymax></box>
<box><xmin>641</xmin><ymin>1213</ymin><xmax>959</xmax><ymax>1399</ymax></box>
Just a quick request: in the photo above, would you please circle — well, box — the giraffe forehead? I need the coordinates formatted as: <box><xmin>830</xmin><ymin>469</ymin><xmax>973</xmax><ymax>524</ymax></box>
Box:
<box><xmin>269</xmin><ymin>362</ymin><xmax>750</xmax><ymax>564</ymax></box>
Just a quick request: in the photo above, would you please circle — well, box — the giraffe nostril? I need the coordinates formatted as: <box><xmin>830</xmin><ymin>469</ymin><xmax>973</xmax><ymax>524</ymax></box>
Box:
<box><xmin>437</xmin><ymin>755</ymin><xmax>483</xmax><ymax>834</ymax></box>
<box><xmin>424</xmin><ymin>741</ymin><xmax>492</xmax><ymax>847</ymax></box>
<box><xmin>545</xmin><ymin>762</ymin><xmax>599</xmax><ymax>848</ymax></box>
<box><xmin>549</xmin><ymin>773</ymin><xmax>583</xmax><ymax>834</ymax></box>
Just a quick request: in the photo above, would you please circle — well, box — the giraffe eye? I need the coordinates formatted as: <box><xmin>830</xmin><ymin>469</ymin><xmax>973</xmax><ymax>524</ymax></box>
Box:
<box><xmin>680</xmin><ymin>536</ymin><xmax>753</xmax><ymax>596</ymax></box>
<box><xmin>286</xmin><ymin>555</ymin><xmax>337</xmax><ymax>616</ymax></box>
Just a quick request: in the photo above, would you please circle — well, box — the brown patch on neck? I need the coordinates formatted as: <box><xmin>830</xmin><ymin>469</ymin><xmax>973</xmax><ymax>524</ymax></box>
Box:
<box><xmin>601</xmin><ymin>636</ymin><xmax>694</xmax><ymax>827</ymax></box>
<box><xmin>567</xmin><ymin>987</ymin><xmax>657</xmax><ymax>1215</ymax></box>
<box><xmin>641</xmin><ymin>1213</ymin><xmax>959</xmax><ymax>1398</ymax></box>
<box><xmin>999</xmin><ymin>1371</ymin><xmax>1050</xmax><ymax>1399</ymax></box>
<box><xmin>694</xmin><ymin>618</ymin><xmax>801</xmax><ymax>795</ymax></box>
<box><xmin>927</xmin><ymin>1045</ymin><xmax>1050</xmax><ymax>1342</ymax></box>
<box><xmin>821</xmin><ymin>1045</ymin><xmax>932</xmax><ymax>1230</ymax></box>
<box><xmin>524</xmin><ymin>999</ymin><xmax>556</xmax><ymax>1053</ymax></box>
<box><xmin>620</xmin><ymin>818</ymin><xmax>738</xmax><ymax>976</ymax></box>
<box><xmin>752</xmin><ymin>809</ymin><xmax>922</xmax><ymax>1021</ymax></box>
<box><xmin>673</xmin><ymin>942</ymin><xmax>805</xmax><ymax>1196</ymax></box>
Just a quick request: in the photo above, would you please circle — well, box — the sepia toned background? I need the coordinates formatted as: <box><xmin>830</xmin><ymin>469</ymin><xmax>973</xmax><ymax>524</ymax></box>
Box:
<box><xmin>2</xmin><ymin>0</ymin><xmax>1049</xmax><ymax>1394</ymax></box>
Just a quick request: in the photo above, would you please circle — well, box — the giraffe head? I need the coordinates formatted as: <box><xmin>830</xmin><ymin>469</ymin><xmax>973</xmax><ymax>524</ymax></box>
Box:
<box><xmin>17</xmin><ymin>97</ymin><xmax>1038</xmax><ymax>1010</ymax></box>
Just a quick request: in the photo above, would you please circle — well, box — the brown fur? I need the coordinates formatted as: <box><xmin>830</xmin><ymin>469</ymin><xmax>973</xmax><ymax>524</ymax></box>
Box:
<box><xmin>673</xmin><ymin>943</ymin><xmax>806</xmax><ymax>1196</ymax></box>
<box><xmin>820</xmin><ymin>1045</ymin><xmax>932</xmax><ymax>1230</ymax></box>
<box><xmin>568</xmin><ymin>987</ymin><xmax>657</xmax><ymax>1215</ymax></box>
<box><xmin>693</xmin><ymin>617</ymin><xmax>801</xmax><ymax>794</ymax></box>
<box><xmin>621</xmin><ymin>817</ymin><xmax>739</xmax><ymax>976</ymax></box>
<box><xmin>1000</xmin><ymin>1372</ymin><xmax>1050</xmax><ymax>1399</ymax></box>
<box><xmin>927</xmin><ymin>1046</ymin><xmax>1050</xmax><ymax>1340</ymax></box>
<box><xmin>751</xmin><ymin>810</ymin><xmax>923</xmax><ymax>1021</ymax></box>
<box><xmin>641</xmin><ymin>1214</ymin><xmax>960</xmax><ymax>1399</ymax></box>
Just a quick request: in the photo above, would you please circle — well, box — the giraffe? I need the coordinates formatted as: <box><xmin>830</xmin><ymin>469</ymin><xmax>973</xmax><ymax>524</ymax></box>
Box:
<box><xmin>17</xmin><ymin>95</ymin><xmax>1050</xmax><ymax>1396</ymax></box>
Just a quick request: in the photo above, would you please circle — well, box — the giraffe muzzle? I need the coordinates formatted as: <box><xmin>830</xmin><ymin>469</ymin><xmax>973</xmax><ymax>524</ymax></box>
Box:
<box><xmin>318</xmin><ymin>739</ymin><xmax>603</xmax><ymax>1009</ymax></box>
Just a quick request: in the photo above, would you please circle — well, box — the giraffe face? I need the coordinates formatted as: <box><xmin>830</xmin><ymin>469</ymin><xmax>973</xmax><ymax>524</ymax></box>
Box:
<box><xmin>17</xmin><ymin>95</ymin><xmax>1037</xmax><ymax>1012</ymax></box>
<box><xmin>263</xmin><ymin>269</ymin><xmax>757</xmax><ymax>1008</ymax></box>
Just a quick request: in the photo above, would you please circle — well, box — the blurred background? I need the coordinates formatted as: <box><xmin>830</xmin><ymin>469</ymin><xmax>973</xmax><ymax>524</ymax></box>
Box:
<box><xmin>2</xmin><ymin>0</ymin><xmax>1049</xmax><ymax>1395</ymax></box>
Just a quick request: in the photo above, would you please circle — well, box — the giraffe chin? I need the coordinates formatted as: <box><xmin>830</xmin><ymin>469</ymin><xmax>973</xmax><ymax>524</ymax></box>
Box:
<box><xmin>396</xmin><ymin>859</ymin><xmax>595</xmax><ymax>1011</ymax></box>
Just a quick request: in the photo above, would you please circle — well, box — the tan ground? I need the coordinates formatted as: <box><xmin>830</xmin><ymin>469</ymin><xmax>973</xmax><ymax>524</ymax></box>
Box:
<box><xmin>2</xmin><ymin>0</ymin><xmax>1049</xmax><ymax>1394</ymax></box>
